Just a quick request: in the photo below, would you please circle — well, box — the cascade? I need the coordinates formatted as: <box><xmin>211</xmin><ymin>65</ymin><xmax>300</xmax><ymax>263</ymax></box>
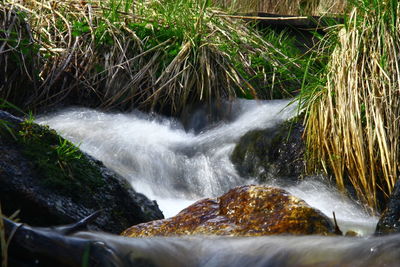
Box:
<box><xmin>37</xmin><ymin>99</ymin><xmax>377</xmax><ymax>236</ymax></box>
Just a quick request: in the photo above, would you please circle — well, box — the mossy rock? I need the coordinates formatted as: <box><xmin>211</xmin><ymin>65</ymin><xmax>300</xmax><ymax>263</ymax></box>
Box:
<box><xmin>122</xmin><ymin>185</ymin><xmax>336</xmax><ymax>237</ymax></box>
<box><xmin>17</xmin><ymin>118</ymin><xmax>106</xmax><ymax>204</ymax></box>
<box><xmin>231</xmin><ymin>120</ymin><xmax>305</xmax><ymax>183</ymax></box>
<box><xmin>0</xmin><ymin>110</ymin><xmax>163</xmax><ymax>233</ymax></box>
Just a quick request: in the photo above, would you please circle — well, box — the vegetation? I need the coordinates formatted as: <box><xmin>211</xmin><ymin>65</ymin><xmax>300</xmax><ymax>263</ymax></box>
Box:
<box><xmin>1</xmin><ymin>0</ymin><xmax>399</xmax><ymax>213</ymax></box>
<box><xmin>16</xmin><ymin>120</ymin><xmax>105</xmax><ymax>202</ymax></box>
<box><xmin>0</xmin><ymin>204</ymin><xmax>19</xmax><ymax>267</ymax></box>
<box><xmin>0</xmin><ymin>0</ymin><xmax>304</xmax><ymax>114</ymax></box>
<box><xmin>213</xmin><ymin>0</ymin><xmax>348</xmax><ymax>15</ymax></box>
<box><xmin>0</xmin><ymin>113</ymin><xmax>105</xmax><ymax>206</ymax></box>
<box><xmin>301</xmin><ymin>0</ymin><xmax>400</xmax><ymax>212</ymax></box>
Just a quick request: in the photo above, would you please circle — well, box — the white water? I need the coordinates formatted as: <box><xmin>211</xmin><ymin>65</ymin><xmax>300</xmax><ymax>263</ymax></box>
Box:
<box><xmin>37</xmin><ymin>99</ymin><xmax>377</xmax><ymax>235</ymax></box>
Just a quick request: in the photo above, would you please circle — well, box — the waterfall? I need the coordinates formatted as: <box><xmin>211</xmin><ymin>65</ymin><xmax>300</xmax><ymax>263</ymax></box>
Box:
<box><xmin>37</xmin><ymin>99</ymin><xmax>377</xmax><ymax>235</ymax></box>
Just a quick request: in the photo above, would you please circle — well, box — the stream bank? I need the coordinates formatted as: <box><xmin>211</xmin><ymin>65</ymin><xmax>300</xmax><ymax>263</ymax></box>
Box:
<box><xmin>0</xmin><ymin>110</ymin><xmax>163</xmax><ymax>234</ymax></box>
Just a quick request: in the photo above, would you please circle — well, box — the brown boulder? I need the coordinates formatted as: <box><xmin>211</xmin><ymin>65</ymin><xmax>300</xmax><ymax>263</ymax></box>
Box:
<box><xmin>122</xmin><ymin>185</ymin><xmax>335</xmax><ymax>237</ymax></box>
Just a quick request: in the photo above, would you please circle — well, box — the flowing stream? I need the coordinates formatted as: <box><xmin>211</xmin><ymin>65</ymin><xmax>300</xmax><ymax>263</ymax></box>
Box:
<box><xmin>74</xmin><ymin>232</ymin><xmax>400</xmax><ymax>267</ymax></box>
<box><xmin>35</xmin><ymin>99</ymin><xmax>396</xmax><ymax>266</ymax></box>
<box><xmin>37</xmin><ymin>100</ymin><xmax>295</xmax><ymax>218</ymax></box>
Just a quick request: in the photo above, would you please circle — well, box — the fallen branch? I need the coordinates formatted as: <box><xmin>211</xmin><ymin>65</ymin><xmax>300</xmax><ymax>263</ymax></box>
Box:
<box><xmin>3</xmin><ymin>212</ymin><xmax>122</xmax><ymax>266</ymax></box>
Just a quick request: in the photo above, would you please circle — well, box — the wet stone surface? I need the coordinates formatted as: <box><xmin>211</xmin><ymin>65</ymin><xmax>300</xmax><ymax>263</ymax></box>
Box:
<box><xmin>122</xmin><ymin>185</ymin><xmax>335</xmax><ymax>237</ymax></box>
<box><xmin>231</xmin><ymin>121</ymin><xmax>305</xmax><ymax>184</ymax></box>
<box><xmin>0</xmin><ymin>110</ymin><xmax>164</xmax><ymax>234</ymax></box>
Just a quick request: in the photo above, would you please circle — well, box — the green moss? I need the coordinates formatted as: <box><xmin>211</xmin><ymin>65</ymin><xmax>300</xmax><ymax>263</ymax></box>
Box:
<box><xmin>14</xmin><ymin>120</ymin><xmax>105</xmax><ymax>203</ymax></box>
<box><xmin>219</xmin><ymin>28</ymin><xmax>304</xmax><ymax>99</ymax></box>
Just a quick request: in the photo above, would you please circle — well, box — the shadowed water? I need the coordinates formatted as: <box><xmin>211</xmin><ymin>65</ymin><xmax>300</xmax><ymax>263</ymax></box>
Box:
<box><xmin>37</xmin><ymin>99</ymin><xmax>377</xmax><ymax>235</ymax></box>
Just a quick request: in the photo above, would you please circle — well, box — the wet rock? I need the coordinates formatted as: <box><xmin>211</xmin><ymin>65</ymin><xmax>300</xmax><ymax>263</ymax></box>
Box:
<box><xmin>122</xmin><ymin>185</ymin><xmax>335</xmax><ymax>237</ymax></box>
<box><xmin>231</xmin><ymin>120</ymin><xmax>305</xmax><ymax>183</ymax></box>
<box><xmin>0</xmin><ymin>110</ymin><xmax>163</xmax><ymax>234</ymax></box>
<box><xmin>375</xmin><ymin>179</ymin><xmax>400</xmax><ymax>235</ymax></box>
<box><xmin>180</xmin><ymin>101</ymin><xmax>237</xmax><ymax>133</ymax></box>
<box><xmin>345</xmin><ymin>230</ymin><xmax>358</xmax><ymax>237</ymax></box>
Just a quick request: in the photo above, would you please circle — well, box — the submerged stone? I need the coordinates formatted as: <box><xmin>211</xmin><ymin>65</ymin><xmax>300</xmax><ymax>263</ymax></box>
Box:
<box><xmin>0</xmin><ymin>110</ymin><xmax>163</xmax><ymax>234</ymax></box>
<box><xmin>122</xmin><ymin>185</ymin><xmax>335</xmax><ymax>237</ymax></box>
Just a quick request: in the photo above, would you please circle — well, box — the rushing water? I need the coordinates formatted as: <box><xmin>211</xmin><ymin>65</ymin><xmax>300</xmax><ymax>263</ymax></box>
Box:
<box><xmin>34</xmin><ymin>99</ymin><xmax>399</xmax><ymax>266</ymax></box>
<box><xmin>73</xmin><ymin>232</ymin><xmax>400</xmax><ymax>267</ymax></box>
<box><xmin>37</xmin><ymin>99</ymin><xmax>377</xmax><ymax>236</ymax></box>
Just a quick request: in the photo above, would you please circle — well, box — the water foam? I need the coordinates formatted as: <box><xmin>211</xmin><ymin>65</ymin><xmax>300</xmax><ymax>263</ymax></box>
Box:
<box><xmin>37</xmin><ymin>99</ymin><xmax>377</xmax><ymax>233</ymax></box>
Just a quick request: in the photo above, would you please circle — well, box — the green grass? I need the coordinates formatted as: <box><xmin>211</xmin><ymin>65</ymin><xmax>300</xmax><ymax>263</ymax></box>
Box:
<box><xmin>0</xmin><ymin>0</ymin><xmax>305</xmax><ymax>114</ymax></box>
<box><xmin>14</xmin><ymin>120</ymin><xmax>105</xmax><ymax>203</ymax></box>
<box><xmin>213</xmin><ymin>0</ymin><xmax>348</xmax><ymax>15</ymax></box>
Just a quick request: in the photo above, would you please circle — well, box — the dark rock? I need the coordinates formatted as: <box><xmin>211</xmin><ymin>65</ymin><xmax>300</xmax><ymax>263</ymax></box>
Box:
<box><xmin>180</xmin><ymin>101</ymin><xmax>237</xmax><ymax>134</ymax></box>
<box><xmin>231</xmin><ymin>120</ymin><xmax>305</xmax><ymax>183</ymax></box>
<box><xmin>0</xmin><ymin>110</ymin><xmax>163</xmax><ymax>234</ymax></box>
<box><xmin>375</xmin><ymin>179</ymin><xmax>400</xmax><ymax>235</ymax></box>
<box><xmin>122</xmin><ymin>185</ymin><xmax>335</xmax><ymax>237</ymax></box>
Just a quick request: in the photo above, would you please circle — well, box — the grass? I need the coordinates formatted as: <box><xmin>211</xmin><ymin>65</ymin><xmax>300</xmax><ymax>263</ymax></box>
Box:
<box><xmin>0</xmin><ymin>204</ymin><xmax>19</xmax><ymax>267</ymax></box>
<box><xmin>15</xmin><ymin>120</ymin><xmax>106</xmax><ymax>203</ymax></box>
<box><xmin>0</xmin><ymin>0</ymin><xmax>304</xmax><ymax>114</ymax></box>
<box><xmin>300</xmin><ymin>0</ymin><xmax>400</xmax><ymax>212</ymax></box>
<box><xmin>213</xmin><ymin>0</ymin><xmax>348</xmax><ymax>15</ymax></box>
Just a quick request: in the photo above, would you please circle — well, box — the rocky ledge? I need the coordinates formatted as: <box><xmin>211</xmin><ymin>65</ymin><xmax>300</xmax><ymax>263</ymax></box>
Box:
<box><xmin>0</xmin><ymin>110</ymin><xmax>163</xmax><ymax>234</ymax></box>
<box><xmin>122</xmin><ymin>185</ymin><xmax>335</xmax><ymax>237</ymax></box>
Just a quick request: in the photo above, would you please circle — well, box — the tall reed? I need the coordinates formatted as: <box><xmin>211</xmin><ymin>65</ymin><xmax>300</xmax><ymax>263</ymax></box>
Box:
<box><xmin>303</xmin><ymin>0</ymin><xmax>400</xmax><ymax>211</ymax></box>
<box><xmin>214</xmin><ymin>0</ymin><xmax>348</xmax><ymax>15</ymax></box>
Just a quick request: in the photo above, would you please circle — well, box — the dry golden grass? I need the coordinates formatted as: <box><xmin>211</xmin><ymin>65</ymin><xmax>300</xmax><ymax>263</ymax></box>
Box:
<box><xmin>0</xmin><ymin>204</ymin><xmax>20</xmax><ymax>267</ymax></box>
<box><xmin>304</xmin><ymin>2</ymin><xmax>400</xmax><ymax>211</ymax></box>
<box><xmin>214</xmin><ymin>0</ymin><xmax>348</xmax><ymax>15</ymax></box>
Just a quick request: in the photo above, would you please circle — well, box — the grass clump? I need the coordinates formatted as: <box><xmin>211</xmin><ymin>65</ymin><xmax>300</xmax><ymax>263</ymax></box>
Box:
<box><xmin>0</xmin><ymin>4</ymin><xmax>41</xmax><ymax>107</ymax></box>
<box><xmin>0</xmin><ymin>0</ymin><xmax>304</xmax><ymax>114</ymax></box>
<box><xmin>15</xmin><ymin>119</ymin><xmax>105</xmax><ymax>202</ymax></box>
<box><xmin>301</xmin><ymin>0</ymin><xmax>400</xmax><ymax>212</ymax></box>
<box><xmin>213</xmin><ymin>0</ymin><xmax>348</xmax><ymax>16</ymax></box>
